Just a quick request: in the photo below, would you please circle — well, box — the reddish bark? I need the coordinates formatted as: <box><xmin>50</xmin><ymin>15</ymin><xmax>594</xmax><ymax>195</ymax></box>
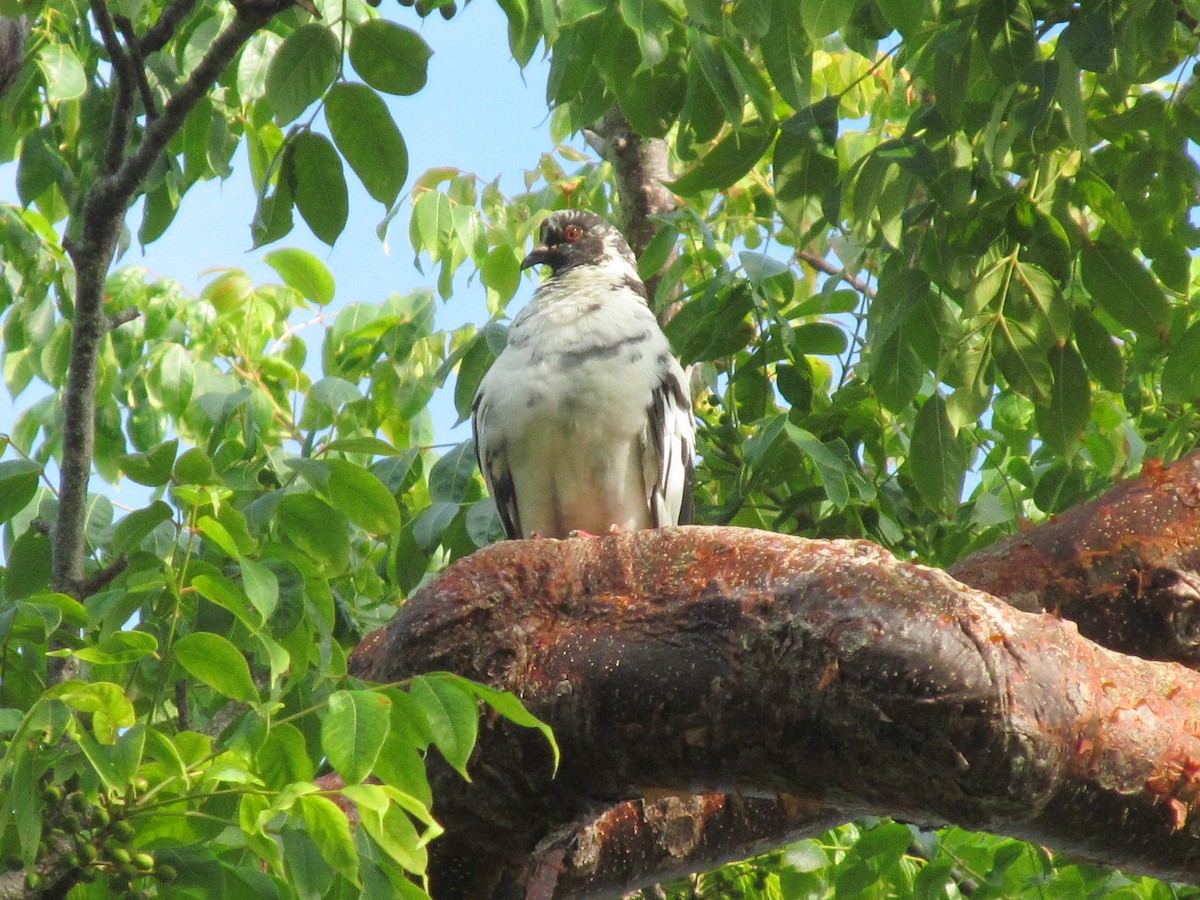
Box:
<box><xmin>351</xmin><ymin>504</ymin><xmax>1200</xmax><ymax>896</ymax></box>
<box><xmin>949</xmin><ymin>452</ymin><xmax>1200</xmax><ymax>665</ymax></box>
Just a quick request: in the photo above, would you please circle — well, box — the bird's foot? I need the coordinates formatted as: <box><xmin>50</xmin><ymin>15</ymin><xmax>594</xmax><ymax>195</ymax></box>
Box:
<box><xmin>565</xmin><ymin>524</ymin><xmax>624</xmax><ymax>539</ymax></box>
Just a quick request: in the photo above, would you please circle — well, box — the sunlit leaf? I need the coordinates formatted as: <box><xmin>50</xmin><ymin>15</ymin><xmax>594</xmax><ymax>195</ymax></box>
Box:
<box><xmin>266</xmin><ymin>24</ymin><xmax>339</xmax><ymax>125</ymax></box>
<box><xmin>326</xmin><ymin>82</ymin><xmax>409</xmax><ymax>208</ymax></box>
<box><xmin>174</xmin><ymin>633</ymin><xmax>259</xmax><ymax>704</ymax></box>
<box><xmin>349</xmin><ymin>20</ymin><xmax>432</xmax><ymax>96</ymax></box>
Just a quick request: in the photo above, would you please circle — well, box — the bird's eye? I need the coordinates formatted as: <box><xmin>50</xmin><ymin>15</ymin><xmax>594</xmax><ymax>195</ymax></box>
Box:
<box><xmin>562</xmin><ymin>224</ymin><xmax>583</xmax><ymax>242</ymax></box>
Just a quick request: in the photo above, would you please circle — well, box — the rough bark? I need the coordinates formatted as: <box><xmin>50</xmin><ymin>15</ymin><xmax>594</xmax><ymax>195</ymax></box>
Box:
<box><xmin>949</xmin><ymin>453</ymin><xmax>1200</xmax><ymax>665</ymax></box>
<box><xmin>0</xmin><ymin>15</ymin><xmax>27</xmax><ymax>102</ymax></box>
<box><xmin>350</xmin><ymin>451</ymin><xmax>1200</xmax><ymax>898</ymax></box>
<box><xmin>587</xmin><ymin>110</ymin><xmax>677</xmax><ymax>306</ymax></box>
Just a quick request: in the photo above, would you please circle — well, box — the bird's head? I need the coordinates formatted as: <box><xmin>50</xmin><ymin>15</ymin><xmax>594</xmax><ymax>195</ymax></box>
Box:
<box><xmin>521</xmin><ymin>210</ymin><xmax>637</xmax><ymax>277</ymax></box>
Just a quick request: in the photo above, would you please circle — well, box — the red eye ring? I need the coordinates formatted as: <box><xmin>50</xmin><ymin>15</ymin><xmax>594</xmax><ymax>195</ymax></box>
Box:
<box><xmin>563</xmin><ymin>224</ymin><xmax>583</xmax><ymax>242</ymax></box>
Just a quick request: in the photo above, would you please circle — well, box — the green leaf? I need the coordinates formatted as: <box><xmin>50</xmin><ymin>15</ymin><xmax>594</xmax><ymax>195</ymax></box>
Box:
<box><xmin>150</xmin><ymin>345</ymin><xmax>195</xmax><ymax>416</ymax></box>
<box><xmin>412</xmin><ymin>501</ymin><xmax>459</xmax><ymax>551</ymax></box>
<box><xmin>266</xmin><ymin>24</ymin><xmax>339</xmax><ymax>125</ymax></box>
<box><xmin>52</xmin><ymin>681</ymin><xmax>136</xmax><ymax>744</ymax></box>
<box><xmin>286</xmin><ymin>131</ymin><xmax>348</xmax><ymax>247</ymax></box>
<box><xmin>322</xmin><ymin>690</ymin><xmax>392</xmax><ymax>784</ymax></box>
<box><xmin>326</xmin><ymin>460</ymin><xmax>403</xmax><ymax>536</ymax></box>
<box><xmin>174</xmin><ymin>632</ymin><xmax>259</xmax><ymax>704</ymax></box>
<box><xmin>36</xmin><ymin>45</ymin><xmax>86</xmax><ymax>103</ymax></box>
<box><xmin>66</xmin><ymin>630</ymin><xmax>159</xmax><ymax>666</ymax></box>
<box><xmin>325</xmin><ymin>436</ymin><xmax>404</xmax><ymax>456</ymax></box>
<box><xmin>453</xmin><ymin>335</ymin><xmax>496</xmax><ymax>425</ymax></box>
<box><xmin>193</xmin><ymin>572</ymin><xmax>262</xmax><ymax>631</ymax></box>
<box><xmin>349</xmin><ymin>20</ymin><xmax>432</xmax><ymax>96</ymax></box>
<box><xmin>1163</xmin><ymin>320</ymin><xmax>1200</xmax><ymax>405</ymax></box>
<box><xmin>783</xmin><ymin>424</ymin><xmax>850</xmax><ymax>508</ymax></box>
<box><xmin>409</xmin><ymin>675</ymin><xmax>479</xmax><ymax>780</ymax></box>
<box><xmin>1080</xmin><ymin>239</ymin><xmax>1171</xmax><ymax>335</ymax></box>
<box><xmin>791</xmin><ymin>322</ymin><xmax>847</xmax><ymax>356</ymax></box>
<box><xmin>112</xmin><ymin>500</ymin><xmax>174</xmax><ymax>555</ymax></box>
<box><xmin>454</xmin><ymin>677</ymin><xmax>559</xmax><ymax>773</ymax></box>
<box><xmin>256</xmin><ymin>722</ymin><xmax>316</xmax><ymax>789</ymax></box>
<box><xmin>909</xmin><ymin>393</ymin><xmax>965</xmax><ymax>513</ymax></box>
<box><xmin>298</xmin><ymin>794</ymin><xmax>360</xmax><ymax>884</ymax></box>
<box><xmin>1073</xmin><ymin>308</ymin><xmax>1125</xmax><ymax>392</ymax></box>
<box><xmin>118</xmin><ymin>438</ymin><xmax>179</xmax><ymax>487</ymax></box>
<box><xmin>264</xmin><ymin>248</ymin><xmax>336</xmax><ymax>305</ymax></box>
<box><xmin>428</xmin><ymin>441</ymin><xmax>477</xmax><ymax>503</ymax></box>
<box><xmin>1037</xmin><ymin>343</ymin><xmax>1090</xmax><ymax>456</ymax></box>
<box><xmin>977</xmin><ymin>0</ymin><xmax>1035</xmax><ymax>80</ymax></box>
<box><xmin>878</xmin><ymin>0</ymin><xmax>926</xmax><ymax>37</ymax></box>
<box><xmin>688</xmin><ymin>32</ymin><xmax>744</xmax><ymax>126</ymax></box>
<box><xmin>239</xmin><ymin>556</ymin><xmax>279</xmax><ymax>622</ymax></box>
<box><xmin>0</xmin><ymin>459</ymin><xmax>40</xmax><ymax>523</ymax></box>
<box><xmin>762</xmin><ymin>0</ymin><xmax>810</xmax><ymax>109</ymax></box>
<box><xmin>326</xmin><ymin>82</ymin><xmax>409</xmax><ymax>208</ymax></box>
<box><xmin>801</xmin><ymin>0</ymin><xmax>856</xmax><ymax>39</ymax></box>
<box><xmin>993</xmin><ymin>317</ymin><xmax>1053</xmax><ymax>401</ymax></box>
<box><xmin>4</xmin><ymin>529</ymin><xmax>51</xmax><ymax>600</ymax></box>
<box><xmin>277</xmin><ymin>493</ymin><xmax>351</xmax><ymax>574</ymax></box>
<box><xmin>871</xmin><ymin>334</ymin><xmax>922</xmax><ymax>412</ymax></box>
<box><xmin>354</xmin><ymin>791</ymin><xmax>428</xmax><ymax>875</ymax></box>
<box><xmin>668</xmin><ymin>121</ymin><xmax>775</xmax><ymax>195</ymax></box>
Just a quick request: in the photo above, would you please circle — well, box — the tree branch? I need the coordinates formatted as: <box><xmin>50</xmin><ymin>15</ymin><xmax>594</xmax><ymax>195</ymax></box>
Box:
<box><xmin>350</xmin><ymin>452</ymin><xmax>1200</xmax><ymax>895</ymax></box>
<box><xmin>89</xmin><ymin>0</ymin><xmax>136</xmax><ymax>177</ymax></box>
<box><xmin>54</xmin><ymin>2</ymin><xmax>298</xmax><ymax>600</ymax></box>
<box><xmin>0</xmin><ymin>15</ymin><xmax>28</xmax><ymax>102</ymax></box>
<box><xmin>949</xmin><ymin>453</ymin><xmax>1200</xmax><ymax>665</ymax></box>
<box><xmin>139</xmin><ymin>0</ymin><xmax>199</xmax><ymax>55</ymax></box>
<box><xmin>796</xmin><ymin>248</ymin><xmax>877</xmax><ymax>300</ymax></box>
<box><xmin>587</xmin><ymin>109</ymin><xmax>677</xmax><ymax>306</ymax></box>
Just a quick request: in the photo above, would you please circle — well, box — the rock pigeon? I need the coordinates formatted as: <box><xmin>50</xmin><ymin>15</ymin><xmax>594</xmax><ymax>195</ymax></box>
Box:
<box><xmin>472</xmin><ymin>209</ymin><xmax>696</xmax><ymax>540</ymax></box>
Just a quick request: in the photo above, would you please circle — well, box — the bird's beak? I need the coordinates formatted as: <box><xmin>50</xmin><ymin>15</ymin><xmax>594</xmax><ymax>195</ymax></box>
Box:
<box><xmin>521</xmin><ymin>245</ymin><xmax>550</xmax><ymax>270</ymax></box>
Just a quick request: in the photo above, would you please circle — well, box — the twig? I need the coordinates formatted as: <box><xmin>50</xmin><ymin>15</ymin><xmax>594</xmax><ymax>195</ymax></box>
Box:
<box><xmin>796</xmin><ymin>248</ymin><xmax>876</xmax><ymax>299</ymax></box>
<box><xmin>107</xmin><ymin>307</ymin><xmax>142</xmax><ymax>331</ymax></box>
<box><xmin>113</xmin><ymin>15</ymin><xmax>159</xmax><ymax>121</ymax></box>
<box><xmin>139</xmin><ymin>0</ymin><xmax>199</xmax><ymax>54</ymax></box>
<box><xmin>89</xmin><ymin>0</ymin><xmax>135</xmax><ymax>177</ymax></box>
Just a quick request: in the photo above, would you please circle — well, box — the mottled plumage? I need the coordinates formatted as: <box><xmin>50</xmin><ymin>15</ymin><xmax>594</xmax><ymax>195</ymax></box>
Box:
<box><xmin>472</xmin><ymin>210</ymin><xmax>695</xmax><ymax>539</ymax></box>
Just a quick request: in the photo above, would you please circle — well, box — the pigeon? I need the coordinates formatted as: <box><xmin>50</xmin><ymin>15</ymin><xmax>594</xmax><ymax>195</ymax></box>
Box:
<box><xmin>472</xmin><ymin>209</ymin><xmax>695</xmax><ymax>540</ymax></box>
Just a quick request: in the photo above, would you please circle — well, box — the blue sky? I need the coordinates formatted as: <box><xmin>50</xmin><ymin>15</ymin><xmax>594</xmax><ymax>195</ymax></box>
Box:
<box><xmin>1</xmin><ymin>1</ymin><xmax>560</xmax><ymax>446</ymax></box>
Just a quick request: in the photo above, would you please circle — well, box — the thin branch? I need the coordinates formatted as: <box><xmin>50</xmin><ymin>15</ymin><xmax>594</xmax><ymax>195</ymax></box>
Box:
<box><xmin>796</xmin><ymin>248</ymin><xmax>876</xmax><ymax>299</ymax></box>
<box><xmin>55</xmin><ymin>2</ymin><xmax>299</xmax><ymax>601</ymax></box>
<box><xmin>89</xmin><ymin>0</ymin><xmax>136</xmax><ymax>177</ymax></box>
<box><xmin>139</xmin><ymin>0</ymin><xmax>199</xmax><ymax>54</ymax></box>
<box><xmin>113</xmin><ymin>15</ymin><xmax>159</xmax><ymax>121</ymax></box>
<box><xmin>106</xmin><ymin>307</ymin><xmax>142</xmax><ymax>331</ymax></box>
<box><xmin>108</xmin><ymin>8</ymin><xmax>277</xmax><ymax>206</ymax></box>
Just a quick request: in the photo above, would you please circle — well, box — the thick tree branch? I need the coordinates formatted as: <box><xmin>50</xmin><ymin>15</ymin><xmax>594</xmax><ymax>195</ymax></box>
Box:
<box><xmin>351</xmin><ymin>458</ymin><xmax>1200</xmax><ymax>896</ymax></box>
<box><xmin>949</xmin><ymin>452</ymin><xmax>1200</xmax><ymax>665</ymax></box>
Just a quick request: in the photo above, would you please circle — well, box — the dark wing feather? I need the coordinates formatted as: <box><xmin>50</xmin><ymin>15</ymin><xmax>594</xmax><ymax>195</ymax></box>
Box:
<box><xmin>645</xmin><ymin>365</ymin><xmax>696</xmax><ymax>527</ymax></box>
<box><xmin>472</xmin><ymin>392</ymin><xmax>522</xmax><ymax>539</ymax></box>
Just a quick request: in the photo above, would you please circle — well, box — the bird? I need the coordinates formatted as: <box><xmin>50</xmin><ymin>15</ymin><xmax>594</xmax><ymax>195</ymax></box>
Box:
<box><xmin>471</xmin><ymin>209</ymin><xmax>696</xmax><ymax>540</ymax></box>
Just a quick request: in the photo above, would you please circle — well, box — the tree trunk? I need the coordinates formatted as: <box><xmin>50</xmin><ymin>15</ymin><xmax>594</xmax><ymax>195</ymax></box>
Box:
<box><xmin>350</xmin><ymin>451</ymin><xmax>1200</xmax><ymax>897</ymax></box>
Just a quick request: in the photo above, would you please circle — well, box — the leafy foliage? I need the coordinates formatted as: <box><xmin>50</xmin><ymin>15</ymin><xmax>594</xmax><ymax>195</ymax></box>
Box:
<box><xmin>2</xmin><ymin>0</ymin><xmax>1200</xmax><ymax>894</ymax></box>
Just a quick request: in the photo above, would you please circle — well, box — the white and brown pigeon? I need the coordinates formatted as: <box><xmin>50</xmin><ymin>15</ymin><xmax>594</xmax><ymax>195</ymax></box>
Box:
<box><xmin>472</xmin><ymin>209</ymin><xmax>695</xmax><ymax>539</ymax></box>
